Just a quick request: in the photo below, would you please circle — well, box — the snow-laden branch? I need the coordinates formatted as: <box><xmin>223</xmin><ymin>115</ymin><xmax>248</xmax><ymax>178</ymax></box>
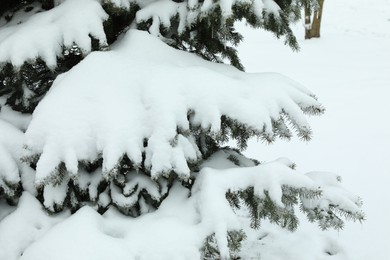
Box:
<box><xmin>192</xmin><ymin>153</ymin><xmax>364</xmax><ymax>258</ymax></box>
<box><xmin>302</xmin><ymin>172</ymin><xmax>365</xmax><ymax>229</ymax></box>
<box><xmin>135</xmin><ymin>0</ymin><xmax>280</xmax><ymax>26</ymax></box>
<box><xmin>23</xmin><ymin>30</ymin><xmax>324</xmax><ymax>187</ymax></box>
<box><xmin>0</xmin><ymin>0</ymin><xmax>287</xmax><ymax>68</ymax></box>
<box><xmin>0</xmin><ymin>0</ymin><xmax>108</xmax><ymax>68</ymax></box>
<box><xmin>0</xmin><ymin>120</ymin><xmax>23</xmax><ymax>201</ymax></box>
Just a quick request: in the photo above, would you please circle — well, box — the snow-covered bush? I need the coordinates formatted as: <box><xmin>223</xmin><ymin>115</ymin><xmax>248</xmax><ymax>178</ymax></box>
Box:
<box><xmin>0</xmin><ymin>0</ymin><xmax>364</xmax><ymax>258</ymax></box>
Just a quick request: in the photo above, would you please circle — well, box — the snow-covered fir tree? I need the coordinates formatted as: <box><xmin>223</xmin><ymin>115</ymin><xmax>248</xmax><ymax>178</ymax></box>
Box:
<box><xmin>0</xmin><ymin>0</ymin><xmax>364</xmax><ymax>259</ymax></box>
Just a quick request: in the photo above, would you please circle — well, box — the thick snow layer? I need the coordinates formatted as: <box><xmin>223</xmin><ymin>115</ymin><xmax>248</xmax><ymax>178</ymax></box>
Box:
<box><xmin>24</xmin><ymin>29</ymin><xmax>322</xmax><ymax>184</ymax></box>
<box><xmin>0</xmin><ymin>0</ymin><xmax>108</xmax><ymax>68</ymax></box>
<box><xmin>19</xmin><ymin>185</ymin><xmax>202</xmax><ymax>260</ymax></box>
<box><xmin>0</xmin><ymin>193</ymin><xmax>69</xmax><ymax>260</ymax></box>
<box><xmin>1</xmin><ymin>162</ymin><xmax>358</xmax><ymax>260</ymax></box>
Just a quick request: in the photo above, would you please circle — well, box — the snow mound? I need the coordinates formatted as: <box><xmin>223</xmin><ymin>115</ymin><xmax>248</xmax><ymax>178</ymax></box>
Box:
<box><xmin>1</xmin><ymin>157</ymin><xmax>362</xmax><ymax>259</ymax></box>
<box><xmin>19</xmin><ymin>186</ymin><xmax>201</xmax><ymax>260</ymax></box>
<box><xmin>239</xmin><ymin>224</ymin><xmax>346</xmax><ymax>260</ymax></box>
<box><xmin>24</xmin><ymin>29</ymin><xmax>324</xmax><ymax>185</ymax></box>
<box><xmin>0</xmin><ymin>192</ymin><xmax>68</xmax><ymax>260</ymax></box>
<box><xmin>0</xmin><ymin>0</ymin><xmax>108</xmax><ymax>68</ymax></box>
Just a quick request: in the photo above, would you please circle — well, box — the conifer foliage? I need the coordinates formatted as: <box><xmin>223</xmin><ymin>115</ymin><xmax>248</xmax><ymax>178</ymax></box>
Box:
<box><xmin>0</xmin><ymin>0</ymin><xmax>363</xmax><ymax>258</ymax></box>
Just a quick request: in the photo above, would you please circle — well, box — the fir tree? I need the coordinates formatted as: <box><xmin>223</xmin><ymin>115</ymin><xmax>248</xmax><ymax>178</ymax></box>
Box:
<box><xmin>0</xmin><ymin>0</ymin><xmax>364</xmax><ymax>258</ymax></box>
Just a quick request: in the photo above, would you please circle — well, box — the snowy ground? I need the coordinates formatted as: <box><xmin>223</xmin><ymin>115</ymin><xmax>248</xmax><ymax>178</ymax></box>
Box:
<box><xmin>0</xmin><ymin>0</ymin><xmax>389</xmax><ymax>259</ymax></box>
<box><xmin>237</xmin><ymin>0</ymin><xmax>390</xmax><ymax>259</ymax></box>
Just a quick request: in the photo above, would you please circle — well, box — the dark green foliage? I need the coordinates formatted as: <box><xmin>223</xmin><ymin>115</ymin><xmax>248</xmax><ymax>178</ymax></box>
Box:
<box><xmin>201</xmin><ymin>234</ymin><xmax>220</xmax><ymax>260</ymax></box>
<box><xmin>302</xmin><ymin>205</ymin><xmax>345</xmax><ymax>230</ymax></box>
<box><xmin>227</xmin><ymin>230</ymin><xmax>247</xmax><ymax>257</ymax></box>
<box><xmin>0</xmin><ymin>48</ymin><xmax>85</xmax><ymax>113</ymax></box>
<box><xmin>168</xmin><ymin>7</ymin><xmax>246</xmax><ymax>71</ymax></box>
<box><xmin>1</xmin><ymin>60</ymin><xmax>57</xmax><ymax>113</ymax></box>
<box><xmin>220</xmin><ymin>116</ymin><xmax>264</xmax><ymax>150</ymax></box>
<box><xmin>0</xmin><ymin>179</ymin><xmax>22</xmax><ymax>206</ymax></box>
<box><xmin>227</xmin><ymin>154</ymin><xmax>240</xmax><ymax>166</ymax></box>
<box><xmin>226</xmin><ymin>185</ymin><xmax>322</xmax><ymax>231</ymax></box>
<box><xmin>300</xmin><ymin>197</ymin><xmax>365</xmax><ymax>230</ymax></box>
<box><xmin>102</xmin><ymin>1</ymin><xmax>139</xmax><ymax>44</ymax></box>
<box><xmin>39</xmin><ymin>0</ymin><xmax>54</xmax><ymax>10</ymax></box>
<box><xmin>239</xmin><ymin>187</ymin><xmax>262</xmax><ymax>229</ymax></box>
<box><xmin>0</xmin><ymin>0</ymin><xmax>33</xmax><ymax>17</ymax></box>
<box><xmin>226</xmin><ymin>189</ymin><xmax>241</xmax><ymax>209</ymax></box>
<box><xmin>233</xmin><ymin>1</ymin><xmax>300</xmax><ymax>50</ymax></box>
<box><xmin>0</xmin><ymin>0</ymin><xmax>54</xmax><ymax>18</ymax></box>
<box><xmin>219</xmin><ymin>115</ymin><xmax>286</xmax><ymax>151</ymax></box>
<box><xmin>147</xmin><ymin>1</ymin><xmax>303</xmax><ymax>71</ymax></box>
<box><xmin>201</xmin><ymin>230</ymin><xmax>246</xmax><ymax>260</ymax></box>
<box><xmin>28</xmin><ymin>154</ymin><xmax>173</xmax><ymax>216</ymax></box>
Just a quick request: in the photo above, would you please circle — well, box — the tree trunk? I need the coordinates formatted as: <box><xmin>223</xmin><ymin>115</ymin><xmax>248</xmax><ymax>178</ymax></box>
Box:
<box><xmin>305</xmin><ymin>0</ymin><xmax>324</xmax><ymax>39</ymax></box>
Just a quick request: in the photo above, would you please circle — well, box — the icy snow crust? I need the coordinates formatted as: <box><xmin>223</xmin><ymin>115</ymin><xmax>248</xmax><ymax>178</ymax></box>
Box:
<box><xmin>24</xmin><ymin>29</ymin><xmax>322</xmax><ymax>184</ymax></box>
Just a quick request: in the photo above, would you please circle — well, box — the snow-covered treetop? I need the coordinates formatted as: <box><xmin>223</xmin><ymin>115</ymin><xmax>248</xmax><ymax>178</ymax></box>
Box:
<box><xmin>23</xmin><ymin>30</ymin><xmax>324</xmax><ymax>186</ymax></box>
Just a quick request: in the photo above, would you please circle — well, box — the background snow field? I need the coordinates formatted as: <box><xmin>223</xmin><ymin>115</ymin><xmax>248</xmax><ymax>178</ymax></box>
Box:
<box><xmin>0</xmin><ymin>0</ymin><xmax>389</xmax><ymax>259</ymax></box>
<box><xmin>237</xmin><ymin>0</ymin><xmax>390</xmax><ymax>259</ymax></box>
